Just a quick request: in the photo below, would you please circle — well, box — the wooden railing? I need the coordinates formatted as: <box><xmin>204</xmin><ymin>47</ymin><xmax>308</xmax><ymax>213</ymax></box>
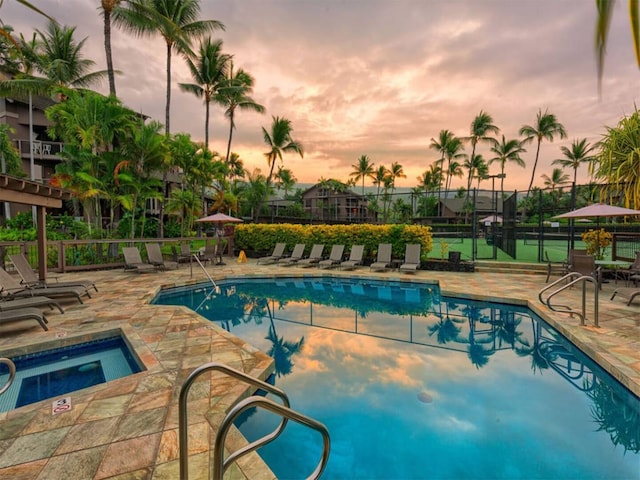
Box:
<box><xmin>0</xmin><ymin>237</ymin><xmax>235</xmax><ymax>273</ymax></box>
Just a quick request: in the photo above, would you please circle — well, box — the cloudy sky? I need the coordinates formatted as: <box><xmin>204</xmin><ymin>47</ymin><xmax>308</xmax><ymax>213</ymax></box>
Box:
<box><xmin>4</xmin><ymin>0</ymin><xmax>640</xmax><ymax>191</ymax></box>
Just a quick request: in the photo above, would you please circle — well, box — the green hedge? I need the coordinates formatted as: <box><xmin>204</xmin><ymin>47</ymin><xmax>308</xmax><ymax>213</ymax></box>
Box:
<box><xmin>234</xmin><ymin>223</ymin><xmax>433</xmax><ymax>260</ymax></box>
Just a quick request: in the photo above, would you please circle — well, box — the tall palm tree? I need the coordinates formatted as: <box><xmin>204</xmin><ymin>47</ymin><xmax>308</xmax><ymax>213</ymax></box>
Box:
<box><xmin>552</xmin><ymin>138</ymin><xmax>596</xmax><ymax>187</ymax></box>
<box><xmin>115</xmin><ymin>0</ymin><xmax>223</xmax><ymax>237</ymax></box>
<box><xmin>519</xmin><ymin>108</ymin><xmax>567</xmax><ymax>194</ymax></box>
<box><xmin>388</xmin><ymin>161</ymin><xmax>406</xmax><ymax>194</ymax></box>
<box><xmin>256</xmin><ymin>116</ymin><xmax>303</xmax><ymax>221</ymax></box>
<box><xmin>464</xmin><ymin>111</ymin><xmax>500</xmax><ymax>196</ymax></box>
<box><xmin>100</xmin><ymin>0</ymin><xmax>127</xmax><ymax>96</ymax></box>
<box><xmin>429</xmin><ymin>129</ymin><xmax>454</xmax><ymax>186</ymax></box>
<box><xmin>215</xmin><ymin>65</ymin><xmax>265</xmax><ymax>163</ymax></box>
<box><xmin>489</xmin><ymin>135</ymin><xmax>526</xmax><ymax>199</ymax></box>
<box><xmin>179</xmin><ymin>37</ymin><xmax>231</xmax><ymax>150</ymax></box>
<box><xmin>115</xmin><ymin>0</ymin><xmax>224</xmax><ymax>135</ymax></box>
<box><xmin>350</xmin><ymin>154</ymin><xmax>375</xmax><ymax>195</ymax></box>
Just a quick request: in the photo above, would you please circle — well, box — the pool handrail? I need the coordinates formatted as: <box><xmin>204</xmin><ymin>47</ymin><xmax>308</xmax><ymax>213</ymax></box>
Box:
<box><xmin>179</xmin><ymin>362</ymin><xmax>330</xmax><ymax>480</ymax></box>
<box><xmin>538</xmin><ymin>272</ymin><xmax>600</xmax><ymax>327</ymax></box>
<box><xmin>0</xmin><ymin>358</ymin><xmax>16</xmax><ymax>396</ymax></box>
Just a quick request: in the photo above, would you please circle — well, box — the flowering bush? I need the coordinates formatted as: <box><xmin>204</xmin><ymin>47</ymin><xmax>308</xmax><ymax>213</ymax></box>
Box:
<box><xmin>580</xmin><ymin>228</ymin><xmax>613</xmax><ymax>260</ymax></box>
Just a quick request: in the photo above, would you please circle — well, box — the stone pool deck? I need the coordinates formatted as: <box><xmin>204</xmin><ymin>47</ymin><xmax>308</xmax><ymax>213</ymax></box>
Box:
<box><xmin>0</xmin><ymin>260</ymin><xmax>638</xmax><ymax>479</ymax></box>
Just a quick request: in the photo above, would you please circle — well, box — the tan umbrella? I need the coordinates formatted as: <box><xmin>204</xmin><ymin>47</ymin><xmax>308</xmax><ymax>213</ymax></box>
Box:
<box><xmin>195</xmin><ymin>213</ymin><xmax>243</xmax><ymax>223</ymax></box>
<box><xmin>554</xmin><ymin>203</ymin><xmax>640</xmax><ymax>219</ymax></box>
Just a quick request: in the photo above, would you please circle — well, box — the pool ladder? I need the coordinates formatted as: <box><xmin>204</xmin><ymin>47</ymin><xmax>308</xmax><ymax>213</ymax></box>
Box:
<box><xmin>179</xmin><ymin>362</ymin><xmax>330</xmax><ymax>480</ymax></box>
<box><xmin>190</xmin><ymin>253</ymin><xmax>220</xmax><ymax>292</ymax></box>
<box><xmin>0</xmin><ymin>358</ymin><xmax>16</xmax><ymax>397</ymax></box>
<box><xmin>538</xmin><ymin>272</ymin><xmax>599</xmax><ymax>327</ymax></box>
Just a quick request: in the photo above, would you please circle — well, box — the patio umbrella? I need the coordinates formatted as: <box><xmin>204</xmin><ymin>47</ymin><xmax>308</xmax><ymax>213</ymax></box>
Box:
<box><xmin>554</xmin><ymin>203</ymin><xmax>640</xmax><ymax>219</ymax></box>
<box><xmin>195</xmin><ymin>213</ymin><xmax>243</xmax><ymax>223</ymax></box>
<box><xmin>554</xmin><ymin>203</ymin><xmax>640</xmax><ymax>256</ymax></box>
<box><xmin>479</xmin><ymin>215</ymin><xmax>502</xmax><ymax>224</ymax></box>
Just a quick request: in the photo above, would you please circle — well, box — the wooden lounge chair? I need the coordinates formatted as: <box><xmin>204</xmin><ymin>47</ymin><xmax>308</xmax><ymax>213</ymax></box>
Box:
<box><xmin>279</xmin><ymin>244</ymin><xmax>306</xmax><ymax>266</ymax></box>
<box><xmin>370</xmin><ymin>244</ymin><xmax>392</xmax><ymax>272</ymax></box>
<box><xmin>400</xmin><ymin>244</ymin><xmax>421</xmax><ymax>272</ymax></box>
<box><xmin>0</xmin><ymin>268</ymin><xmax>88</xmax><ymax>304</ymax></box>
<box><xmin>319</xmin><ymin>245</ymin><xmax>345</xmax><ymax>269</ymax></box>
<box><xmin>340</xmin><ymin>245</ymin><xmax>364</xmax><ymax>270</ymax></box>
<box><xmin>0</xmin><ymin>307</ymin><xmax>49</xmax><ymax>331</ymax></box>
<box><xmin>122</xmin><ymin>247</ymin><xmax>157</xmax><ymax>273</ymax></box>
<box><xmin>298</xmin><ymin>244</ymin><xmax>325</xmax><ymax>267</ymax></box>
<box><xmin>9</xmin><ymin>253</ymin><xmax>97</xmax><ymax>293</ymax></box>
<box><xmin>145</xmin><ymin>243</ymin><xmax>178</xmax><ymax>270</ymax></box>
<box><xmin>257</xmin><ymin>243</ymin><xmax>287</xmax><ymax>265</ymax></box>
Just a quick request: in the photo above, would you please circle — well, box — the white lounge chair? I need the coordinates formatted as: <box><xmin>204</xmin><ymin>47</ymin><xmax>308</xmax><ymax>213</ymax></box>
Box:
<box><xmin>298</xmin><ymin>244</ymin><xmax>325</xmax><ymax>267</ymax></box>
<box><xmin>370</xmin><ymin>244</ymin><xmax>392</xmax><ymax>272</ymax></box>
<box><xmin>340</xmin><ymin>245</ymin><xmax>364</xmax><ymax>270</ymax></box>
<box><xmin>319</xmin><ymin>245</ymin><xmax>345</xmax><ymax>269</ymax></box>
<box><xmin>257</xmin><ymin>243</ymin><xmax>287</xmax><ymax>264</ymax></box>
<box><xmin>400</xmin><ymin>244</ymin><xmax>421</xmax><ymax>272</ymax></box>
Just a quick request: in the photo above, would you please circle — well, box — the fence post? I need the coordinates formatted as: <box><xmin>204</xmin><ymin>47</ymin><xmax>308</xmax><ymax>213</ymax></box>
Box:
<box><xmin>58</xmin><ymin>241</ymin><xmax>66</xmax><ymax>272</ymax></box>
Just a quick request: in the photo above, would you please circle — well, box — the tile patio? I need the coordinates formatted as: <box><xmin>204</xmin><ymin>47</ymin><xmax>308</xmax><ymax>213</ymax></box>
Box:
<box><xmin>0</xmin><ymin>259</ymin><xmax>638</xmax><ymax>479</ymax></box>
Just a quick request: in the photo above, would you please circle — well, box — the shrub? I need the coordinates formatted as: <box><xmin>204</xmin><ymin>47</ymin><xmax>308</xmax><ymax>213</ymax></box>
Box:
<box><xmin>235</xmin><ymin>223</ymin><xmax>433</xmax><ymax>260</ymax></box>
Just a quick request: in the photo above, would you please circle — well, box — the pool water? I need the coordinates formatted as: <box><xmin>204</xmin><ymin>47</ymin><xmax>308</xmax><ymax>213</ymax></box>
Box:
<box><xmin>0</xmin><ymin>336</ymin><xmax>143</xmax><ymax>413</ymax></box>
<box><xmin>153</xmin><ymin>277</ymin><xmax>640</xmax><ymax>480</ymax></box>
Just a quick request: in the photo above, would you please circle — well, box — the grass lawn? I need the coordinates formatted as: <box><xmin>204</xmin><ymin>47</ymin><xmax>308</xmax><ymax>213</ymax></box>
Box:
<box><xmin>428</xmin><ymin>237</ymin><xmax>588</xmax><ymax>263</ymax></box>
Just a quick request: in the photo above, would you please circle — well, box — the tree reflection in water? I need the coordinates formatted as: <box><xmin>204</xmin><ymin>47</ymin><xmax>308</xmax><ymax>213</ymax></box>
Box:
<box><xmin>155</xmin><ymin>276</ymin><xmax>640</xmax><ymax>456</ymax></box>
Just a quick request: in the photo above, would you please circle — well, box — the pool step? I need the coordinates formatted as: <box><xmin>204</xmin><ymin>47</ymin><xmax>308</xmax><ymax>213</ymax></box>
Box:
<box><xmin>474</xmin><ymin>261</ymin><xmax>548</xmax><ymax>275</ymax></box>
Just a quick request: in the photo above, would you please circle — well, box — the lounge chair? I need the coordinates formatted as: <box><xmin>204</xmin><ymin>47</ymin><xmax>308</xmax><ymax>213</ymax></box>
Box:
<box><xmin>610</xmin><ymin>287</ymin><xmax>640</xmax><ymax>306</ymax></box>
<box><xmin>319</xmin><ymin>245</ymin><xmax>345</xmax><ymax>269</ymax></box>
<box><xmin>9</xmin><ymin>253</ymin><xmax>98</xmax><ymax>293</ymax></box>
<box><xmin>0</xmin><ymin>307</ymin><xmax>49</xmax><ymax>331</ymax></box>
<box><xmin>340</xmin><ymin>245</ymin><xmax>364</xmax><ymax>270</ymax></box>
<box><xmin>399</xmin><ymin>244</ymin><xmax>421</xmax><ymax>272</ymax></box>
<box><xmin>0</xmin><ymin>268</ymin><xmax>88</xmax><ymax>304</ymax></box>
<box><xmin>0</xmin><ymin>296</ymin><xmax>64</xmax><ymax>314</ymax></box>
<box><xmin>122</xmin><ymin>247</ymin><xmax>157</xmax><ymax>273</ymax></box>
<box><xmin>370</xmin><ymin>243</ymin><xmax>392</xmax><ymax>272</ymax></box>
<box><xmin>145</xmin><ymin>243</ymin><xmax>178</xmax><ymax>270</ymax></box>
<box><xmin>173</xmin><ymin>243</ymin><xmax>193</xmax><ymax>264</ymax></box>
<box><xmin>619</xmin><ymin>251</ymin><xmax>640</xmax><ymax>286</ymax></box>
<box><xmin>279</xmin><ymin>244</ymin><xmax>306</xmax><ymax>266</ymax></box>
<box><xmin>298</xmin><ymin>244</ymin><xmax>325</xmax><ymax>267</ymax></box>
<box><xmin>257</xmin><ymin>243</ymin><xmax>286</xmax><ymax>265</ymax></box>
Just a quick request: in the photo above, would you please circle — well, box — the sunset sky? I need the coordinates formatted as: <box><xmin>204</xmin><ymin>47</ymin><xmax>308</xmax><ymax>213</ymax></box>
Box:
<box><xmin>4</xmin><ymin>0</ymin><xmax>640</xmax><ymax>191</ymax></box>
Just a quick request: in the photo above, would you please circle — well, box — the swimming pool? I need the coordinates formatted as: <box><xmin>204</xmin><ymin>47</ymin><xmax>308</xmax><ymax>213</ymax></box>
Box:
<box><xmin>0</xmin><ymin>335</ymin><xmax>143</xmax><ymax>413</ymax></box>
<box><xmin>153</xmin><ymin>277</ymin><xmax>640</xmax><ymax>479</ymax></box>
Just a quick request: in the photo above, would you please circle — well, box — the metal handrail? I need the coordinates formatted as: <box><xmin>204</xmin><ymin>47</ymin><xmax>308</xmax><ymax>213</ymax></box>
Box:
<box><xmin>189</xmin><ymin>253</ymin><xmax>219</xmax><ymax>292</ymax></box>
<box><xmin>538</xmin><ymin>272</ymin><xmax>599</xmax><ymax>327</ymax></box>
<box><xmin>213</xmin><ymin>396</ymin><xmax>331</xmax><ymax>480</ymax></box>
<box><xmin>0</xmin><ymin>358</ymin><xmax>16</xmax><ymax>396</ymax></box>
<box><xmin>179</xmin><ymin>362</ymin><xmax>292</xmax><ymax>480</ymax></box>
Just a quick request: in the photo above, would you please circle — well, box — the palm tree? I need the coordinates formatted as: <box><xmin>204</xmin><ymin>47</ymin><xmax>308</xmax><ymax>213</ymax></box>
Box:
<box><xmin>552</xmin><ymin>138</ymin><xmax>596</xmax><ymax>187</ymax></box>
<box><xmin>100</xmin><ymin>0</ymin><xmax>127</xmax><ymax>96</ymax></box>
<box><xmin>256</xmin><ymin>116</ymin><xmax>303</xmax><ymax>221</ymax></box>
<box><xmin>274</xmin><ymin>167</ymin><xmax>296</xmax><ymax>199</ymax></box>
<box><xmin>114</xmin><ymin>0</ymin><xmax>223</xmax><ymax>237</ymax></box>
<box><xmin>216</xmin><ymin>65</ymin><xmax>265</xmax><ymax>163</ymax></box>
<box><xmin>388</xmin><ymin>161</ymin><xmax>406</xmax><ymax>195</ymax></box>
<box><xmin>489</xmin><ymin>135</ymin><xmax>526</xmax><ymax>199</ymax></box>
<box><xmin>519</xmin><ymin>108</ymin><xmax>567</xmax><ymax>194</ymax></box>
<box><xmin>595</xmin><ymin>0</ymin><xmax>640</xmax><ymax>94</ymax></box>
<box><xmin>541</xmin><ymin>167</ymin><xmax>570</xmax><ymax>193</ymax></box>
<box><xmin>115</xmin><ymin>0</ymin><xmax>224</xmax><ymax>135</ymax></box>
<box><xmin>463</xmin><ymin>111</ymin><xmax>500</xmax><ymax>212</ymax></box>
<box><xmin>179</xmin><ymin>37</ymin><xmax>231</xmax><ymax>150</ymax></box>
<box><xmin>350</xmin><ymin>154</ymin><xmax>375</xmax><ymax>195</ymax></box>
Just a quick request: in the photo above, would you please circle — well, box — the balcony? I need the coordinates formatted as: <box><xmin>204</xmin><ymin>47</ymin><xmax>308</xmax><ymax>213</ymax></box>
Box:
<box><xmin>14</xmin><ymin>139</ymin><xmax>64</xmax><ymax>159</ymax></box>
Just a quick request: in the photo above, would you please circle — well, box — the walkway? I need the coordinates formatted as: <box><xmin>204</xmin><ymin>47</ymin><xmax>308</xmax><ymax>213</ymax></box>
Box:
<box><xmin>0</xmin><ymin>261</ymin><xmax>638</xmax><ymax>479</ymax></box>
